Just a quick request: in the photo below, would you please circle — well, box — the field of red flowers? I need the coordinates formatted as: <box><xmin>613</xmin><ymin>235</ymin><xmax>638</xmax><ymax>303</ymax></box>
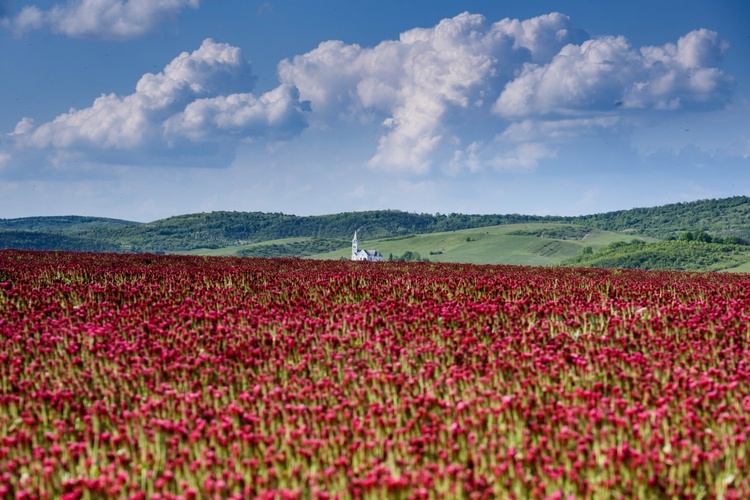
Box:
<box><xmin>1</xmin><ymin>249</ymin><xmax>750</xmax><ymax>498</ymax></box>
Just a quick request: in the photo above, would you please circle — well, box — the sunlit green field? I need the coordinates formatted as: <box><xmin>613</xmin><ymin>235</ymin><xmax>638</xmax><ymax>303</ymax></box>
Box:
<box><xmin>178</xmin><ymin>237</ymin><xmax>313</xmax><ymax>257</ymax></box>
<box><xmin>310</xmin><ymin>223</ymin><xmax>654</xmax><ymax>265</ymax></box>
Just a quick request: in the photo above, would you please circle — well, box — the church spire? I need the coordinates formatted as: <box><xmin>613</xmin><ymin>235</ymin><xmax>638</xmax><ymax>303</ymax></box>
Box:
<box><xmin>351</xmin><ymin>230</ymin><xmax>358</xmax><ymax>260</ymax></box>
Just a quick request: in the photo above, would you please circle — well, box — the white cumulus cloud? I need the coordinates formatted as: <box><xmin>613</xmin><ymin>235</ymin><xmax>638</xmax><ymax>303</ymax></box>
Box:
<box><xmin>164</xmin><ymin>84</ymin><xmax>310</xmax><ymax>142</ymax></box>
<box><xmin>494</xmin><ymin>29</ymin><xmax>733</xmax><ymax>117</ymax></box>
<box><xmin>5</xmin><ymin>0</ymin><xmax>201</xmax><ymax>39</ymax></box>
<box><xmin>9</xmin><ymin>38</ymin><xmax>309</xmax><ymax>167</ymax></box>
<box><xmin>3</xmin><ymin>12</ymin><xmax>737</xmax><ymax>177</ymax></box>
<box><xmin>278</xmin><ymin>12</ymin><xmax>587</xmax><ymax>172</ymax></box>
<box><xmin>278</xmin><ymin>12</ymin><xmax>730</xmax><ymax>173</ymax></box>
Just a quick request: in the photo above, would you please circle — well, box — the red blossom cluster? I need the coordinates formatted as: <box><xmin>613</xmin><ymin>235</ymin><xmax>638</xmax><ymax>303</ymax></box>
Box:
<box><xmin>1</xmin><ymin>250</ymin><xmax>750</xmax><ymax>498</ymax></box>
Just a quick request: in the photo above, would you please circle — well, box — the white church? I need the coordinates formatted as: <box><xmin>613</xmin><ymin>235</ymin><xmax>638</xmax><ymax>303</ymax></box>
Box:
<box><xmin>351</xmin><ymin>231</ymin><xmax>383</xmax><ymax>262</ymax></box>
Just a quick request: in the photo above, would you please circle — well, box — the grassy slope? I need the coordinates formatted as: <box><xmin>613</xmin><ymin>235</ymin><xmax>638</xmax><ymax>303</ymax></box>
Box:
<box><xmin>724</xmin><ymin>261</ymin><xmax>750</xmax><ymax>273</ymax></box>
<box><xmin>177</xmin><ymin>238</ymin><xmax>314</xmax><ymax>256</ymax></box>
<box><xmin>560</xmin><ymin>240</ymin><xmax>750</xmax><ymax>272</ymax></box>
<box><xmin>308</xmin><ymin>223</ymin><xmax>650</xmax><ymax>266</ymax></box>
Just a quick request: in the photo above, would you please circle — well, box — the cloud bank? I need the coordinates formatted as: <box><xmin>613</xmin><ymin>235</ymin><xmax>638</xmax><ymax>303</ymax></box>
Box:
<box><xmin>2</xmin><ymin>12</ymin><xmax>734</xmax><ymax>176</ymax></box>
<box><xmin>7</xmin><ymin>38</ymin><xmax>310</xmax><ymax>168</ymax></box>
<box><xmin>494</xmin><ymin>29</ymin><xmax>733</xmax><ymax>117</ymax></box>
<box><xmin>3</xmin><ymin>0</ymin><xmax>201</xmax><ymax>39</ymax></box>
<box><xmin>277</xmin><ymin>12</ymin><xmax>588</xmax><ymax>172</ymax></box>
<box><xmin>276</xmin><ymin>12</ymin><xmax>731</xmax><ymax>172</ymax></box>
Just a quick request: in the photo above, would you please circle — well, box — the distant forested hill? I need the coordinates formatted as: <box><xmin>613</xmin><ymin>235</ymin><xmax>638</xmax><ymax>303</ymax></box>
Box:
<box><xmin>561</xmin><ymin>239</ymin><xmax>750</xmax><ymax>271</ymax></box>
<box><xmin>0</xmin><ymin>229</ymin><xmax>123</xmax><ymax>253</ymax></box>
<box><xmin>0</xmin><ymin>215</ymin><xmax>138</xmax><ymax>232</ymax></box>
<box><xmin>0</xmin><ymin>216</ymin><xmax>139</xmax><ymax>253</ymax></box>
<box><xmin>118</xmin><ymin>210</ymin><xmax>562</xmax><ymax>251</ymax></box>
<box><xmin>1</xmin><ymin>210</ymin><xmax>562</xmax><ymax>253</ymax></box>
<box><xmin>1</xmin><ymin>196</ymin><xmax>749</xmax><ymax>255</ymax></box>
<box><xmin>572</xmin><ymin>196</ymin><xmax>750</xmax><ymax>240</ymax></box>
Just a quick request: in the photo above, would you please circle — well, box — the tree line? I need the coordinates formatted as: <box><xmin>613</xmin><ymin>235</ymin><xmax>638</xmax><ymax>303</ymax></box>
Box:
<box><xmin>2</xmin><ymin>196</ymin><xmax>750</xmax><ymax>254</ymax></box>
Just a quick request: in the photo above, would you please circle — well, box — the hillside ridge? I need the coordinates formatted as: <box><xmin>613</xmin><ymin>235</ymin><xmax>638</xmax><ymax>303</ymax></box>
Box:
<box><xmin>1</xmin><ymin>196</ymin><xmax>749</xmax><ymax>263</ymax></box>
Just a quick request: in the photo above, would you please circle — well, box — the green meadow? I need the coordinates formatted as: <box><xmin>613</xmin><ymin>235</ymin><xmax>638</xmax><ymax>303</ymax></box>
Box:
<box><xmin>309</xmin><ymin>223</ymin><xmax>653</xmax><ymax>266</ymax></box>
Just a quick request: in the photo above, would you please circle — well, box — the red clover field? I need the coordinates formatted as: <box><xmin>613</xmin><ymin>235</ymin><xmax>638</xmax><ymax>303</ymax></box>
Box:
<box><xmin>2</xmin><ymin>249</ymin><xmax>750</xmax><ymax>498</ymax></box>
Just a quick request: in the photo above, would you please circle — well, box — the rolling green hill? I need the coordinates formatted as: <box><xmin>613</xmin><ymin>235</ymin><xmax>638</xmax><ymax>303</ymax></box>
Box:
<box><xmin>1</xmin><ymin>196</ymin><xmax>750</xmax><ymax>271</ymax></box>
<box><xmin>0</xmin><ymin>229</ymin><xmax>123</xmax><ymax>253</ymax></box>
<box><xmin>309</xmin><ymin>224</ymin><xmax>656</xmax><ymax>266</ymax></box>
<box><xmin>572</xmin><ymin>196</ymin><xmax>750</xmax><ymax>240</ymax></box>
<box><xmin>561</xmin><ymin>239</ymin><xmax>750</xmax><ymax>271</ymax></box>
<box><xmin>1</xmin><ymin>210</ymin><xmax>567</xmax><ymax>253</ymax></box>
<box><xmin>0</xmin><ymin>215</ymin><xmax>138</xmax><ymax>232</ymax></box>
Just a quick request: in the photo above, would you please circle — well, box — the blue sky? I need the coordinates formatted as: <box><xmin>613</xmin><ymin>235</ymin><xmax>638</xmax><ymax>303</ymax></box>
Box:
<box><xmin>1</xmin><ymin>1</ymin><xmax>749</xmax><ymax>221</ymax></box>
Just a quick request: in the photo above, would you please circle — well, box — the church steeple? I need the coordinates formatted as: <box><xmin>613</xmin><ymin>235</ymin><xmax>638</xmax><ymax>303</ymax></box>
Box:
<box><xmin>350</xmin><ymin>229</ymin><xmax>382</xmax><ymax>262</ymax></box>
